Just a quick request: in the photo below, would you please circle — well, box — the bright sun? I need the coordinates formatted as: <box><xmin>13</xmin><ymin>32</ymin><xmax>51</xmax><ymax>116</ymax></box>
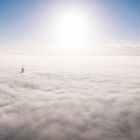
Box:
<box><xmin>51</xmin><ymin>6</ymin><xmax>91</xmax><ymax>52</ymax></box>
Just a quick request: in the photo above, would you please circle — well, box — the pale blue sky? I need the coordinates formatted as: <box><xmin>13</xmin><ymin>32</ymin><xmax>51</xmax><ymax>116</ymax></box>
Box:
<box><xmin>0</xmin><ymin>0</ymin><xmax>140</xmax><ymax>54</ymax></box>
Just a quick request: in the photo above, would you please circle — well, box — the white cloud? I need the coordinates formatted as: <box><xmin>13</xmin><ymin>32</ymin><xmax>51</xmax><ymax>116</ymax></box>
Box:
<box><xmin>0</xmin><ymin>56</ymin><xmax>140</xmax><ymax>140</ymax></box>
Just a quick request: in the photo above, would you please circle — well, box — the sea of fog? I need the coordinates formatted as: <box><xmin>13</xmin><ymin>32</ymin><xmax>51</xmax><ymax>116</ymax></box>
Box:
<box><xmin>0</xmin><ymin>55</ymin><xmax>140</xmax><ymax>140</ymax></box>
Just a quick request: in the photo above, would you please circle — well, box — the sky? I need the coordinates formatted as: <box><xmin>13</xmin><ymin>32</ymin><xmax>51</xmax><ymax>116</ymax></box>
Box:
<box><xmin>0</xmin><ymin>0</ymin><xmax>140</xmax><ymax>54</ymax></box>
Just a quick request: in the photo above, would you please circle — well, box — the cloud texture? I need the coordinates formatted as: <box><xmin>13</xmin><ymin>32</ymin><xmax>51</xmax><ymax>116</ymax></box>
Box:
<box><xmin>0</xmin><ymin>64</ymin><xmax>140</xmax><ymax>140</ymax></box>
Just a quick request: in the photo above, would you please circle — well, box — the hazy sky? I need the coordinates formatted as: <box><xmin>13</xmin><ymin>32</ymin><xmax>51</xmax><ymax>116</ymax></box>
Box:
<box><xmin>0</xmin><ymin>0</ymin><xmax>140</xmax><ymax>54</ymax></box>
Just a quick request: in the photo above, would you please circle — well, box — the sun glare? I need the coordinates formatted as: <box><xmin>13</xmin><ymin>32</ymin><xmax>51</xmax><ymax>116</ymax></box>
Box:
<box><xmin>51</xmin><ymin>6</ymin><xmax>92</xmax><ymax>52</ymax></box>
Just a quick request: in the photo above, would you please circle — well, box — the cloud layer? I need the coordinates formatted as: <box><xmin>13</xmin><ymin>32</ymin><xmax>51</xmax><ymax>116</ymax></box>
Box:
<box><xmin>0</xmin><ymin>64</ymin><xmax>140</xmax><ymax>140</ymax></box>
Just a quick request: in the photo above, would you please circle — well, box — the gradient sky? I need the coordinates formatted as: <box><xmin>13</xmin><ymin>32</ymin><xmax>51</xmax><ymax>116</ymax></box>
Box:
<box><xmin>0</xmin><ymin>0</ymin><xmax>140</xmax><ymax>54</ymax></box>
